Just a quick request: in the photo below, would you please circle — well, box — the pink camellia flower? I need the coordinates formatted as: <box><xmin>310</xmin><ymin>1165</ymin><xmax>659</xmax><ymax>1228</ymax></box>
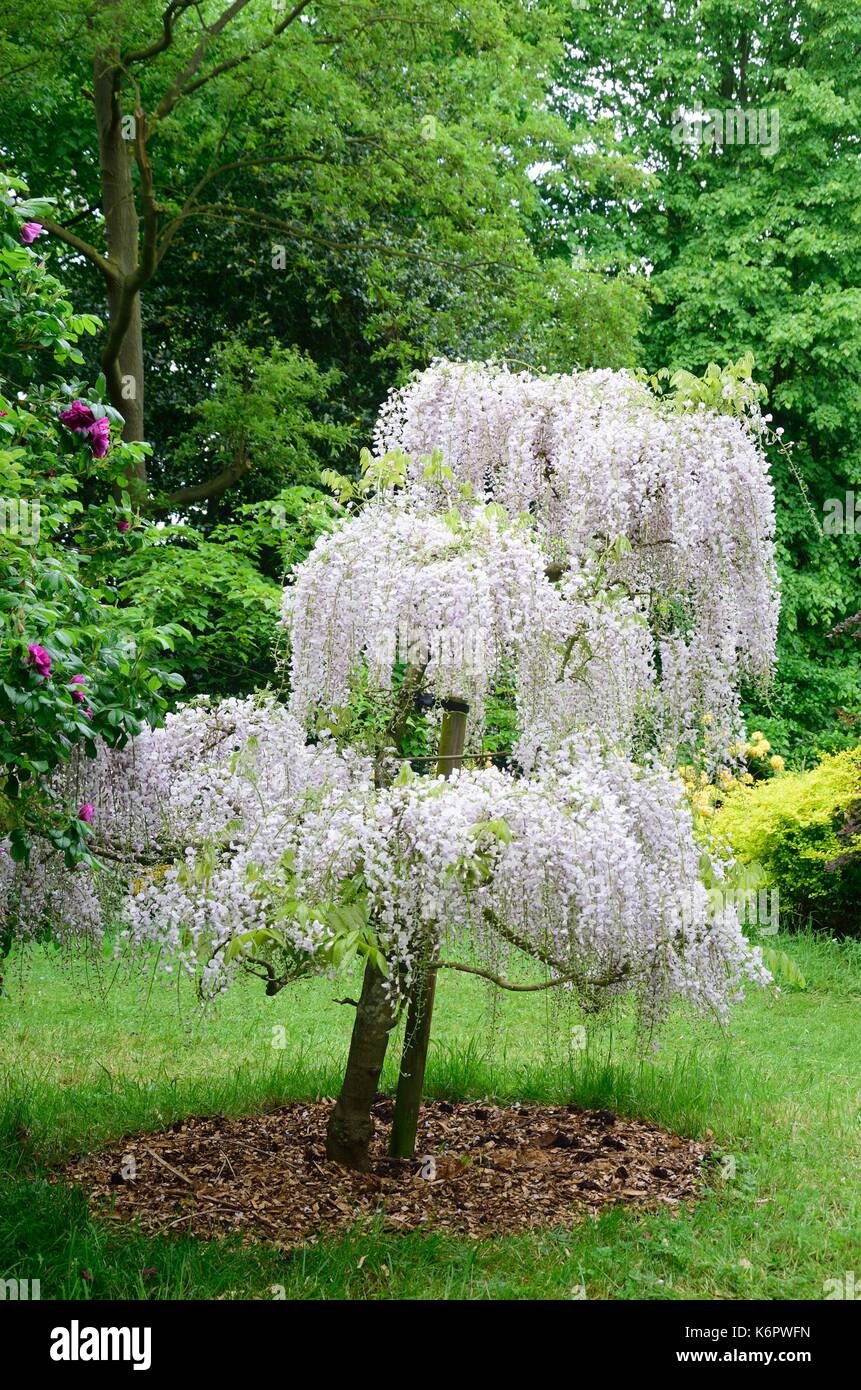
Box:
<box><xmin>25</xmin><ymin>643</ymin><xmax>52</xmax><ymax>679</ymax></box>
<box><xmin>70</xmin><ymin>676</ymin><xmax>86</xmax><ymax>703</ymax></box>
<box><xmin>20</xmin><ymin>222</ymin><xmax>44</xmax><ymax>246</ymax></box>
<box><xmin>88</xmin><ymin>416</ymin><xmax>110</xmax><ymax>458</ymax></box>
<box><xmin>59</xmin><ymin>400</ymin><xmax>96</xmax><ymax>432</ymax></box>
<box><xmin>117</xmin><ymin>519</ymin><xmax>130</xmax><ymax>533</ymax></box>
<box><xmin>77</xmin><ymin>803</ymin><xmax>94</xmax><ymax>824</ymax></box>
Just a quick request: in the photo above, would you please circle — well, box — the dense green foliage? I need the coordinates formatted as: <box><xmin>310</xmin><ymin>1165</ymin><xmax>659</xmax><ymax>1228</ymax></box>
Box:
<box><xmin>0</xmin><ymin>197</ymin><xmax>182</xmax><ymax>864</ymax></box>
<box><xmin>557</xmin><ymin>0</ymin><xmax>861</xmax><ymax>756</ymax></box>
<box><xmin>715</xmin><ymin>748</ymin><xmax>861</xmax><ymax>935</ymax></box>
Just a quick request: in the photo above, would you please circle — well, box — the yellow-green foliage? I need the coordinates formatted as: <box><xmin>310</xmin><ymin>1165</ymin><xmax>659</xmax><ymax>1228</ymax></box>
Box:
<box><xmin>713</xmin><ymin>749</ymin><xmax>861</xmax><ymax>933</ymax></box>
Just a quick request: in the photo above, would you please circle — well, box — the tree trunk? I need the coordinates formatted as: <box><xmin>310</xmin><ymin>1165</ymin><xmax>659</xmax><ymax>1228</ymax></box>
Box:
<box><xmin>94</xmin><ymin>49</ymin><xmax>147</xmax><ymax>469</ymax></box>
<box><xmin>325</xmin><ymin>666</ymin><xmax>437</xmax><ymax>1172</ymax></box>
<box><xmin>389</xmin><ymin>699</ymin><xmax>468</xmax><ymax>1158</ymax></box>
<box><xmin>325</xmin><ymin>960</ymin><xmax>396</xmax><ymax>1171</ymax></box>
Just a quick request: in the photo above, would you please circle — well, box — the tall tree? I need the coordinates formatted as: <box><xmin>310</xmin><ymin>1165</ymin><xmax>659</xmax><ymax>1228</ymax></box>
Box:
<box><xmin>0</xmin><ymin>0</ymin><xmax>643</xmax><ymax>507</ymax></box>
<box><xmin>554</xmin><ymin>0</ymin><xmax>861</xmax><ymax>753</ymax></box>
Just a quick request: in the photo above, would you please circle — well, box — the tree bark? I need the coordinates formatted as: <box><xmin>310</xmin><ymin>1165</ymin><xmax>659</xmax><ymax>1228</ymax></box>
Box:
<box><xmin>94</xmin><ymin>49</ymin><xmax>147</xmax><ymax>468</ymax></box>
<box><xmin>324</xmin><ymin>665</ymin><xmax>429</xmax><ymax>1169</ymax></box>
<box><xmin>325</xmin><ymin>959</ymin><xmax>396</xmax><ymax>1171</ymax></box>
<box><xmin>389</xmin><ymin>698</ymin><xmax>468</xmax><ymax>1158</ymax></box>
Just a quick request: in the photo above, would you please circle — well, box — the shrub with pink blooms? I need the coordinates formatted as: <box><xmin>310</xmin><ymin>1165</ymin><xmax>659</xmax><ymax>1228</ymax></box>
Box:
<box><xmin>0</xmin><ymin>193</ymin><xmax>184</xmax><ymax>884</ymax></box>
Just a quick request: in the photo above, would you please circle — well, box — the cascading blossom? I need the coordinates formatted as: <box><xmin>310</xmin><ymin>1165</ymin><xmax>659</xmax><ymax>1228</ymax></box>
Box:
<box><xmin>0</xmin><ymin>696</ymin><xmax>369</xmax><ymax>962</ymax></box>
<box><xmin>282</xmin><ymin>498</ymin><xmax>564</xmax><ymax>740</ymax></box>
<box><xmin>4</xmin><ymin>359</ymin><xmax>778</xmax><ymax>1048</ymax></box>
<box><xmin>373</xmin><ymin>360</ymin><xmax>779</xmax><ymax>764</ymax></box>
<box><xmin>111</xmin><ymin>722</ymin><xmax>766</xmax><ymax>1026</ymax></box>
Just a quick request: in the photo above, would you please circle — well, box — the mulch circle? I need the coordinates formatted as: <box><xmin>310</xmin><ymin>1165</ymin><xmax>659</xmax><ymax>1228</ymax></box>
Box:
<box><xmin>63</xmin><ymin>1098</ymin><xmax>712</xmax><ymax>1248</ymax></box>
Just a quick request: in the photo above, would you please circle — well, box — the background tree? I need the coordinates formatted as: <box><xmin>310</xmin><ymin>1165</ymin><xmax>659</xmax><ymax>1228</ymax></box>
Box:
<box><xmin>553</xmin><ymin>0</ymin><xmax>861</xmax><ymax>755</ymax></box>
<box><xmin>0</xmin><ymin>0</ymin><xmax>644</xmax><ymax>507</ymax></box>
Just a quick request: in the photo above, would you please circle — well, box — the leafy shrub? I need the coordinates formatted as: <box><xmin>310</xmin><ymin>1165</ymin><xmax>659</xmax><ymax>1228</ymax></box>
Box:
<box><xmin>713</xmin><ymin>749</ymin><xmax>861</xmax><ymax>934</ymax></box>
<box><xmin>0</xmin><ymin>189</ymin><xmax>182</xmax><ymax>867</ymax></box>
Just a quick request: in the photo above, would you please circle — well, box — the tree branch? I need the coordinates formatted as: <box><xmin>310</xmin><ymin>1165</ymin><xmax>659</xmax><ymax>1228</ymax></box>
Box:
<box><xmin>154</xmin><ymin>0</ymin><xmax>257</xmax><ymax>122</ymax></box>
<box><xmin>122</xmin><ymin>0</ymin><xmax>198</xmax><ymax>66</ymax></box>
<box><xmin>437</xmin><ymin>959</ymin><xmax>629</xmax><ymax>992</ymax></box>
<box><xmin>177</xmin><ymin>0</ymin><xmax>314</xmax><ymax>105</ymax></box>
<box><xmin>157</xmin><ymin>438</ymin><xmax>251</xmax><ymax>508</ymax></box>
<box><xmin>38</xmin><ymin>216</ymin><xmax>119</xmax><ymax>283</ymax></box>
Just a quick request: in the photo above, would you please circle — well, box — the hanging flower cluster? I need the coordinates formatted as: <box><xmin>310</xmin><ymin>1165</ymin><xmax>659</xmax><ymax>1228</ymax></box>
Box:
<box><xmin>513</xmin><ymin>576</ymin><xmax>657</xmax><ymax>773</ymax></box>
<box><xmin>4</xmin><ymin>359</ymin><xmax>778</xmax><ymax>1037</ymax></box>
<box><xmin>372</xmin><ymin>360</ymin><xmax>779</xmax><ymax>762</ymax></box>
<box><xmin>0</xmin><ymin>695</ymin><xmax>367</xmax><ymax>957</ymax></box>
<box><xmin>283</xmin><ymin>498</ymin><xmax>563</xmax><ymax>740</ymax></box>
<box><xmin>105</xmin><ymin>718</ymin><xmax>767</xmax><ymax>1026</ymax></box>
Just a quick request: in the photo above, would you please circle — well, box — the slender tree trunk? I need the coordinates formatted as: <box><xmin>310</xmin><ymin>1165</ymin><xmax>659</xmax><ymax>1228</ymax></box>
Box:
<box><xmin>324</xmin><ymin>665</ymin><xmax>429</xmax><ymax>1171</ymax></box>
<box><xmin>389</xmin><ymin>699</ymin><xmax>468</xmax><ymax>1158</ymax></box>
<box><xmin>325</xmin><ymin>959</ymin><xmax>396</xmax><ymax>1171</ymax></box>
<box><xmin>94</xmin><ymin>49</ymin><xmax>147</xmax><ymax>468</ymax></box>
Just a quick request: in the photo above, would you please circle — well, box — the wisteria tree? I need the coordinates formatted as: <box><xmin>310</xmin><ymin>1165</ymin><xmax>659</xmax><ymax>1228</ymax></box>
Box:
<box><xmin>2</xmin><ymin>360</ymin><xmax>778</xmax><ymax>1171</ymax></box>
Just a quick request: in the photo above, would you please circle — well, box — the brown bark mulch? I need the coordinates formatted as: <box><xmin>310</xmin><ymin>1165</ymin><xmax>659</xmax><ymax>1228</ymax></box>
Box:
<box><xmin>63</xmin><ymin>1098</ymin><xmax>711</xmax><ymax>1248</ymax></box>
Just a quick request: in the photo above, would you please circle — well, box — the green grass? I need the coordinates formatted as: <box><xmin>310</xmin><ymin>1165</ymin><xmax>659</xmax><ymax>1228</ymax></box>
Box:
<box><xmin>1</xmin><ymin>930</ymin><xmax>860</xmax><ymax>1300</ymax></box>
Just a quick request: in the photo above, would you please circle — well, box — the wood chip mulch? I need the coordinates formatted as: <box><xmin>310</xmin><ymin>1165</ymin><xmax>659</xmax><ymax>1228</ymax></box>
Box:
<box><xmin>63</xmin><ymin>1099</ymin><xmax>711</xmax><ymax>1248</ymax></box>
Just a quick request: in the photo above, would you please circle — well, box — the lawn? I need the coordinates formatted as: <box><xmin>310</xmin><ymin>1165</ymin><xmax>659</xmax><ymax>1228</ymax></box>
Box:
<box><xmin>1</xmin><ymin>931</ymin><xmax>859</xmax><ymax>1301</ymax></box>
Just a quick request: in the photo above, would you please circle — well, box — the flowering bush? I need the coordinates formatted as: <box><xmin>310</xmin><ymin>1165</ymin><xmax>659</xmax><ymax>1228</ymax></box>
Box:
<box><xmin>713</xmin><ymin>748</ymin><xmax>861</xmax><ymax>935</ymax></box>
<box><xmin>0</xmin><ymin>190</ymin><xmax>183</xmax><ymax>884</ymax></box>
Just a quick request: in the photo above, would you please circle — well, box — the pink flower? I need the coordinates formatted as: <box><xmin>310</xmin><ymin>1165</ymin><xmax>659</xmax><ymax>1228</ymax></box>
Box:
<box><xmin>77</xmin><ymin>803</ymin><xmax>94</xmax><ymax>824</ymax></box>
<box><xmin>25</xmin><ymin>643</ymin><xmax>52</xmax><ymax>679</ymax></box>
<box><xmin>60</xmin><ymin>400</ymin><xmax>96</xmax><ymax>431</ymax></box>
<box><xmin>20</xmin><ymin>222</ymin><xmax>44</xmax><ymax>246</ymax></box>
<box><xmin>70</xmin><ymin>676</ymin><xmax>86</xmax><ymax>704</ymax></box>
<box><xmin>117</xmin><ymin>519</ymin><xmax>130</xmax><ymax>533</ymax></box>
<box><xmin>88</xmin><ymin>416</ymin><xmax>110</xmax><ymax>458</ymax></box>
<box><xmin>59</xmin><ymin>401</ymin><xmax>110</xmax><ymax>458</ymax></box>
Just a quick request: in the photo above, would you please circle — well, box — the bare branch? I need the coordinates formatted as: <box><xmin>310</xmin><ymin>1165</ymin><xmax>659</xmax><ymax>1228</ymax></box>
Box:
<box><xmin>157</xmin><ymin>437</ymin><xmax>250</xmax><ymax>508</ymax></box>
<box><xmin>438</xmin><ymin>959</ymin><xmax>628</xmax><ymax>992</ymax></box>
<box><xmin>38</xmin><ymin>216</ymin><xmax>119</xmax><ymax>283</ymax></box>
<box><xmin>154</xmin><ymin>0</ymin><xmax>257</xmax><ymax>122</ymax></box>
